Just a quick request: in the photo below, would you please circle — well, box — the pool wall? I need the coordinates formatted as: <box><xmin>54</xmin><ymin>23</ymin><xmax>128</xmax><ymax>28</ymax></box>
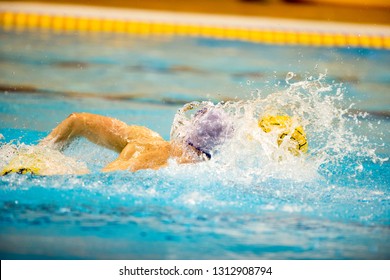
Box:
<box><xmin>1</xmin><ymin>2</ymin><xmax>389</xmax><ymax>49</ymax></box>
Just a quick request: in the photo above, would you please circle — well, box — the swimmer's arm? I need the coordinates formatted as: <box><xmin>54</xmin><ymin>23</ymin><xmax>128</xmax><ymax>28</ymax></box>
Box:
<box><xmin>170</xmin><ymin>143</ymin><xmax>198</xmax><ymax>164</ymax></box>
<box><xmin>40</xmin><ymin>113</ymin><xmax>131</xmax><ymax>152</ymax></box>
<box><xmin>102</xmin><ymin>140</ymin><xmax>171</xmax><ymax>172</ymax></box>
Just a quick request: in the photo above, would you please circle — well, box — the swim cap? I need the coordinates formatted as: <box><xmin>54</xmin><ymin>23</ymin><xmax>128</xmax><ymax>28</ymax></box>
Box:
<box><xmin>170</xmin><ymin>102</ymin><xmax>234</xmax><ymax>160</ymax></box>
<box><xmin>186</xmin><ymin>106</ymin><xmax>234</xmax><ymax>158</ymax></box>
<box><xmin>258</xmin><ymin>115</ymin><xmax>308</xmax><ymax>155</ymax></box>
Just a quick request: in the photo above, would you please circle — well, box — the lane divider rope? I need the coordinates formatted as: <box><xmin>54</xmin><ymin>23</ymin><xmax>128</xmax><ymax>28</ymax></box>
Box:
<box><xmin>1</xmin><ymin>11</ymin><xmax>389</xmax><ymax>49</ymax></box>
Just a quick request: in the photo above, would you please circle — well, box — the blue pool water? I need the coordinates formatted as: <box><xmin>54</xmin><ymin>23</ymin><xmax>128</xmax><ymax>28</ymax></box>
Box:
<box><xmin>0</xmin><ymin>30</ymin><xmax>389</xmax><ymax>259</ymax></box>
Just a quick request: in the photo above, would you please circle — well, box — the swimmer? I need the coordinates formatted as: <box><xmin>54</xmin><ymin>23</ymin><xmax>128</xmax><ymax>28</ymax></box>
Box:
<box><xmin>1</xmin><ymin>102</ymin><xmax>307</xmax><ymax>175</ymax></box>
<box><xmin>33</xmin><ymin>103</ymin><xmax>233</xmax><ymax>173</ymax></box>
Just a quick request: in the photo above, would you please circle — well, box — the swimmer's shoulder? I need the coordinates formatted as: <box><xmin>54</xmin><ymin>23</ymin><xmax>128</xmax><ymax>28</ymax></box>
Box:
<box><xmin>126</xmin><ymin>125</ymin><xmax>165</xmax><ymax>141</ymax></box>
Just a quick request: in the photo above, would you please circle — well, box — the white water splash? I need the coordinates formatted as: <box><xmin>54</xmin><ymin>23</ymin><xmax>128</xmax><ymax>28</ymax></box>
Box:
<box><xmin>168</xmin><ymin>74</ymin><xmax>387</xmax><ymax>184</ymax></box>
<box><xmin>0</xmin><ymin>143</ymin><xmax>88</xmax><ymax>176</ymax></box>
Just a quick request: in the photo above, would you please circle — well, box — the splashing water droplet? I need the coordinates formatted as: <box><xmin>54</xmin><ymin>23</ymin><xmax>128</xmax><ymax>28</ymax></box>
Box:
<box><xmin>250</xmin><ymin>89</ymin><xmax>261</xmax><ymax>98</ymax></box>
<box><xmin>285</xmin><ymin>72</ymin><xmax>294</xmax><ymax>83</ymax></box>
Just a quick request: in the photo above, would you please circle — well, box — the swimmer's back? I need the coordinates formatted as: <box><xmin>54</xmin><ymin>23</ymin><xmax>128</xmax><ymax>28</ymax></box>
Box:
<box><xmin>125</xmin><ymin>125</ymin><xmax>164</xmax><ymax>142</ymax></box>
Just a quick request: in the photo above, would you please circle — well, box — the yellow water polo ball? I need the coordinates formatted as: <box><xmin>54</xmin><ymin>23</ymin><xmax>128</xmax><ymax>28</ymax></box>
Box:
<box><xmin>258</xmin><ymin>115</ymin><xmax>308</xmax><ymax>155</ymax></box>
<box><xmin>0</xmin><ymin>152</ymin><xmax>44</xmax><ymax>176</ymax></box>
<box><xmin>1</xmin><ymin>167</ymin><xmax>40</xmax><ymax>176</ymax></box>
<box><xmin>0</xmin><ymin>151</ymin><xmax>42</xmax><ymax>176</ymax></box>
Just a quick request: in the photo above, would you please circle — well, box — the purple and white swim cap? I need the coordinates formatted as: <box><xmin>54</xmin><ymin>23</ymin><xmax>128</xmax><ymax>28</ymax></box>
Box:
<box><xmin>170</xmin><ymin>101</ymin><xmax>234</xmax><ymax>159</ymax></box>
<box><xmin>185</xmin><ymin>104</ymin><xmax>234</xmax><ymax>158</ymax></box>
